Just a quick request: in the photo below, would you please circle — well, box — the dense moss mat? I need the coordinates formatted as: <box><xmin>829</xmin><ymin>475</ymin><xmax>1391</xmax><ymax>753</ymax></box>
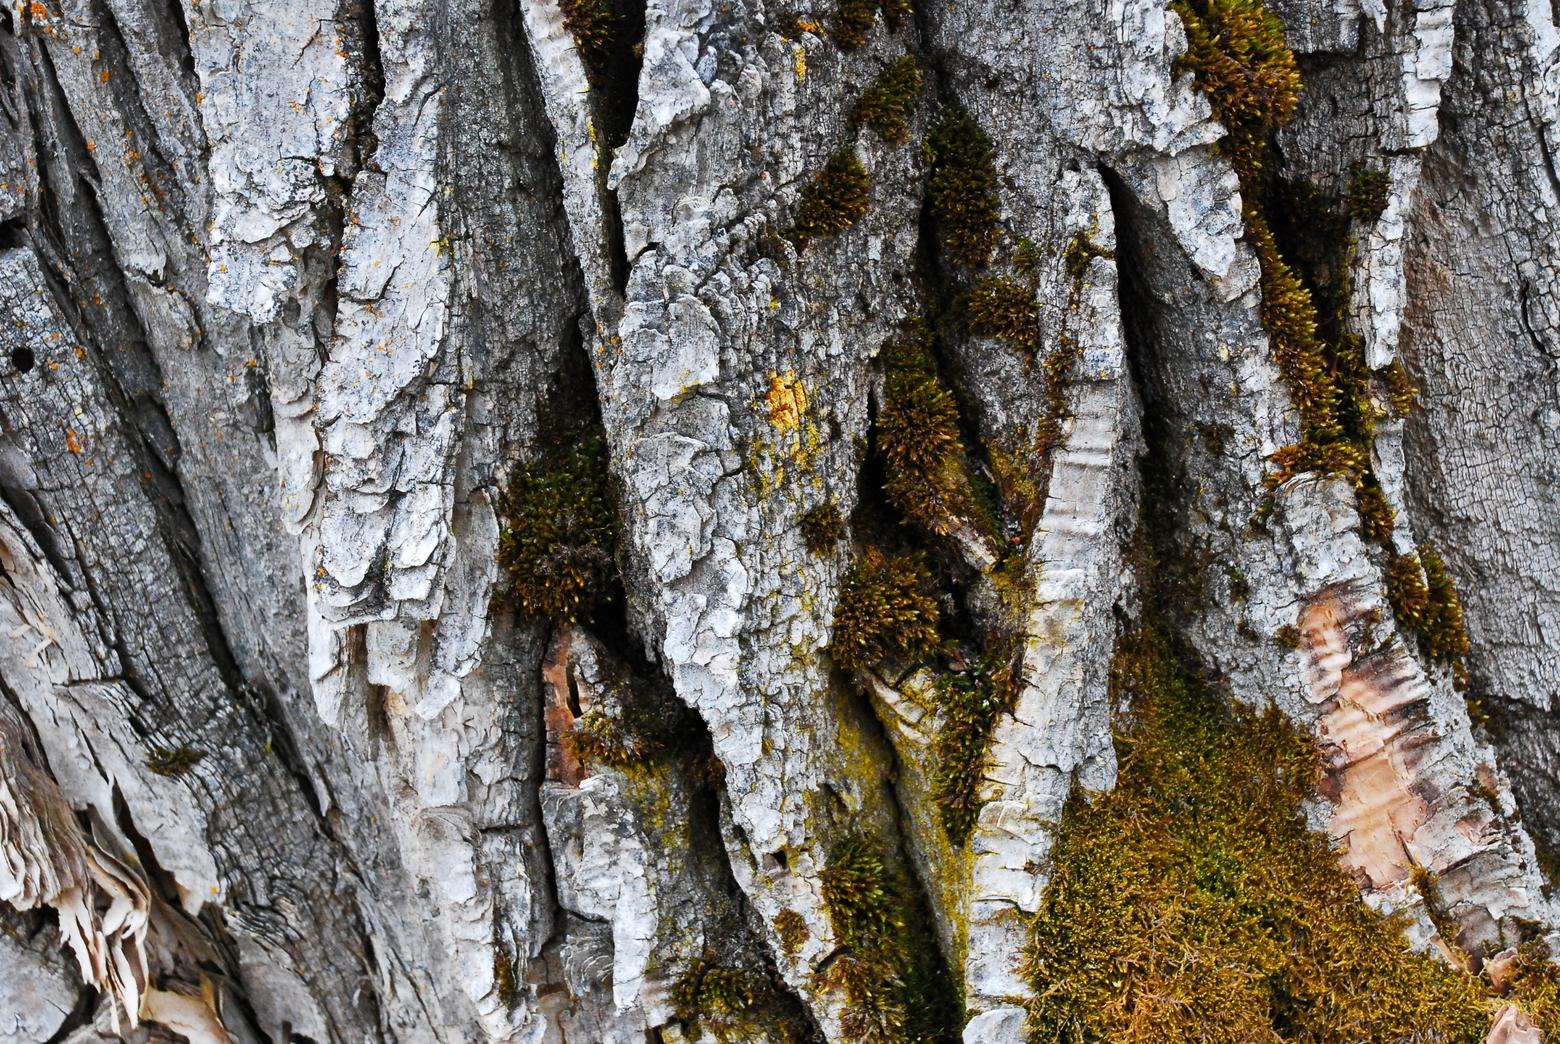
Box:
<box><xmin>830</xmin><ymin>546</ymin><xmax>944</xmax><ymax>672</ymax></box>
<box><xmin>1022</xmin><ymin>623</ymin><xmax>1495</xmax><ymax>1043</ymax></box>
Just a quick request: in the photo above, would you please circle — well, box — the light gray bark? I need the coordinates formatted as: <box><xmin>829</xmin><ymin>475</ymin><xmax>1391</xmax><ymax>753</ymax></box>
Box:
<box><xmin>0</xmin><ymin>0</ymin><xmax>1554</xmax><ymax>1040</ymax></box>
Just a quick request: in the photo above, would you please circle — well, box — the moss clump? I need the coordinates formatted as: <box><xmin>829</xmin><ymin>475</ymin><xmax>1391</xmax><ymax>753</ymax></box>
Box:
<box><xmin>1023</xmin><ymin>621</ymin><xmax>1493</xmax><ymax>1043</ymax></box>
<box><xmin>795</xmin><ymin>149</ymin><xmax>871</xmax><ymax>245</ymax></box>
<box><xmin>498</xmin><ymin>430</ymin><xmax>616</xmax><ymax>622</ymax></box>
<box><xmin>818</xmin><ymin>834</ymin><xmax>961</xmax><ymax>1042</ymax></box>
<box><xmin>559</xmin><ymin>0</ymin><xmax>641</xmax><ymax>87</ymax></box>
<box><xmin>801</xmin><ymin>500</ymin><xmax>847</xmax><ymax>555</ymax></box>
<box><xmin>1386</xmin><ymin>546</ymin><xmax>1471</xmax><ymax>684</ymax></box>
<box><xmin>925</xmin><ymin>106</ymin><xmax>1000</xmax><ymax>270</ymax></box>
<box><xmin>830</xmin><ymin>0</ymin><xmax>909</xmax><ymax>49</ymax></box>
<box><xmin>1507</xmin><ymin>940</ymin><xmax>1560</xmax><ymax>1036</ymax></box>
<box><xmin>965</xmin><ymin>276</ymin><xmax>1040</xmax><ymax>355</ymax></box>
<box><xmin>932</xmin><ymin>649</ymin><xmax>1020</xmax><ymax>844</ymax></box>
<box><xmin>146</xmin><ymin>746</ymin><xmax>204</xmax><ymax>777</ymax></box>
<box><xmin>1063</xmin><ymin>230</ymin><xmax>1115</xmax><ymax>282</ymax></box>
<box><xmin>774</xmin><ymin>909</ymin><xmax>809</xmax><ymax>954</ymax></box>
<box><xmin>670</xmin><ymin>957</ymin><xmax>765</xmax><ymax>1033</ymax></box>
<box><xmin>877</xmin><ymin>332</ymin><xmax>993</xmax><ymax>540</ymax></box>
<box><xmin>830</xmin><ymin>546</ymin><xmax>942</xmax><ymax>672</ymax></box>
<box><xmin>1347</xmin><ymin>164</ymin><xmax>1391</xmax><ymax>222</ymax></box>
<box><xmin>493</xmin><ymin>939</ymin><xmax>521</xmax><ymax>1009</ymax></box>
<box><xmin>854</xmin><ymin>56</ymin><xmax>922</xmax><ymax>144</ymax></box>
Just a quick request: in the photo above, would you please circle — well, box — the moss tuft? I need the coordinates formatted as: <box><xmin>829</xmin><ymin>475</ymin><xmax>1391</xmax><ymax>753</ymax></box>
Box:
<box><xmin>925</xmin><ymin>106</ymin><xmax>1000</xmax><ymax>270</ymax></box>
<box><xmin>877</xmin><ymin>332</ymin><xmax>994</xmax><ymax>540</ymax></box>
<box><xmin>802</xmin><ymin>499</ymin><xmax>848</xmax><ymax>555</ymax></box>
<box><xmin>830</xmin><ymin>0</ymin><xmax>910</xmax><ymax>48</ymax></box>
<box><xmin>774</xmin><ymin>908</ymin><xmax>809</xmax><ymax>954</ymax></box>
<box><xmin>795</xmin><ymin>149</ymin><xmax>871</xmax><ymax>245</ymax></box>
<box><xmin>1385</xmin><ymin>546</ymin><xmax>1471</xmax><ymax>684</ymax></box>
<box><xmin>965</xmin><ymin>276</ymin><xmax>1040</xmax><ymax>355</ymax></box>
<box><xmin>670</xmin><ymin>957</ymin><xmax>765</xmax><ymax>1032</ymax></box>
<box><xmin>854</xmin><ymin>56</ymin><xmax>922</xmax><ymax>144</ymax></box>
<box><xmin>818</xmin><ymin>833</ymin><xmax>962</xmax><ymax>1042</ymax></box>
<box><xmin>1507</xmin><ymin>939</ymin><xmax>1560</xmax><ymax>1036</ymax></box>
<box><xmin>932</xmin><ymin>648</ymin><xmax>1020</xmax><ymax>844</ymax></box>
<box><xmin>1023</xmin><ymin>620</ymin><xmax>1493</xmax><ymax>1042</ymax></box>
<box><xmin>493</xmin><ymin>939</ymin><xmax>521</xmax><ymax>1009</ymax></box>
<box><xmin>146</xmin><ymin>746</ymin><xmax>204</xmax><ymax>777</ymax></box>
<box><xmin>498</xmin><ymin>429</ymin><xmax>615</xmax><ymax>622</ymax></box>
<box><xmin>830</xmin><ymin>546</ymin><xmax>942</xmax><ymax>672</ymax></box>
<box><xmin>1347</xmin><ymin>164</ymin><xmax>1391</xmax><ymax>222</ymax></box>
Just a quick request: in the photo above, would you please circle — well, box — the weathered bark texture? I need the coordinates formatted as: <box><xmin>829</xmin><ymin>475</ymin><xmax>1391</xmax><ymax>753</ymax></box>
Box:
<box><xmin>0</xmin><ymin>0</ymin><xmax>1555</xmax><ymax>1040</ymax></box>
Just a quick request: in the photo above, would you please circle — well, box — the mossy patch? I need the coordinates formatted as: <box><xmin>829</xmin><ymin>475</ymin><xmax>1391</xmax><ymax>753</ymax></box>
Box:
<box><xmin>855</xmin><ymin>55</ymin><xmax>922</xmax><ymax>144</ymax></box>
<box><xmin>146</xmin><ymin>746</ymin><xmax>204</xmax><ymax>777</ymax></box>
<box><xmin>801</xmin><ymin>499</ymin><xmax>847</xmax><ymax>555</ymax></box>
<box><xmin>1507</xmin><ymin>940</ymin><xmax>1560</xmax><ymax>1036</ymax></box>
<box><xmin>774</xmin><ymin>908</ymin><xmax>810</xmax><ymax>954</ymax></box>
<box><xmin>965</xmin><ymin>276</ymin><xmax>1040</xmax><ymax>355</ymax></box>
<box><xmin>1346</xmin><ymin>164</ymin><xmax>1391</xmax><ymax>222</ymax></box>
<box><xmin>924</xmin><ymin>105</ymin><xmax>1000</xmax><ymax>270</ymax></box>
<box><xmin>930</xmin><ymin>646</ymin><xmax>1020</xmax><ymax>844</ymax></box>
<box><xmin>829</xmin><ymin>0</ymin><xmax>910</xmax><ymax>49</ymax></box>
<box><xmin>818</xmin><ymin>833</ymin><xmax>962</xmax><ymax>1041</ymax></box>
<box><xmin>1385</xmin><ymin>545</ymin><xmax>1471</xmax><ymax>685</ymax></box>
<box><xmin>795</xmin><ymin>149</ymin><xmax>871</xmax><ymax>246</ymax></box>
<box><xmin>830</xmin><ymin>546</ymin><xmax>942</xmax><ymax>672</ymax></box>
<box><xmin>497</xmin><ymin>428</ymin><xmax>616</xmax><ymax>622</ymax></box>
<box><xmin>1023</xmin><ymin>620</ymin><xmax>1494</xmax><ymax>1043</ymax></box>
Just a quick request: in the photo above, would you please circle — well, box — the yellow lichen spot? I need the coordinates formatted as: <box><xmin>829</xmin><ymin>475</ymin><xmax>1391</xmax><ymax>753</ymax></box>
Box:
<box><xmin>765</xmin><ymin>371</ymin><xmax>807</xmax><ymax>433</ymax></box>
<box><xmin>793</xmin><ymin>43</ymin><xmax>806</xmax><ymax>81</ymax></box>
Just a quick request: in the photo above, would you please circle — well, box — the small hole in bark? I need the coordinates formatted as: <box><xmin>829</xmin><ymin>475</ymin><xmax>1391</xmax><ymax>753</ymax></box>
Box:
<box><xmin>11</xmin><ymin>347</ymin><xmax>33</xmax><ymax>373</ymax></box>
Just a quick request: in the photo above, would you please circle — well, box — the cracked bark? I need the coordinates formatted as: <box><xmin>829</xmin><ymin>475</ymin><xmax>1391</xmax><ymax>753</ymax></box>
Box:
<box><xmin>0</xmin><ymin>0</ymin><xmax>1556</xmax><ymax>1041</ymax></box>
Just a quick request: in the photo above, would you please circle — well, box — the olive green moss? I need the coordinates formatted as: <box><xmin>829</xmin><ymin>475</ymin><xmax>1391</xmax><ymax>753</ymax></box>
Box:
<box><xmin>1386</xmin><ymin>546</ymin><xmax>1471</xmax><ymax>685</ymax></box>
<box><xmin>877</xmin><ymin>331</ymin><xmax>996</xmax><ymax>541</ymax></box>
<box><xmin>1063</xmin><ymin>229</ymin><xmax>1115</xmax><ymax>283</ymax></box>
<box><xmin>146</xmin><ymin>746</ymin><xmax>204</xmax><ymax>777</ymax></box>
<box><xmin>1508</xmin><ymin>940</ymin><xmax>1560</xmax><ymax>1036</ymax></box>
<box><xmin>1023</xmin><ymin>620</ymin><xmax>1494</xmax><ymax>1043</ymax></box>
<box><xmin>830</xmin><ymin>546</ymin><xmax>943</xmax><ymax>672</ymax></box>
<box><xmin>566</xmin><ymin>677</ymin><xmax>702</xmax><ymax>771</ymax></box>
<box><xmin>670</xmin><ymin>957</ymin><xmax>768</xmax><ymax>1036</ymax></box>
<box><xmin>854</xmin><ymin>56</ymin><xmax>922</xmax><ymax>144</ymax></box>
<box><xmin>818</xmin><ymin>833</ymin><xmax>962</xmax><ymax>1042</ymax></box>
<box><xmin>965</xmin><ymin>276</ymin><xmax>1040</xmax><ymax>355</ymax></box>
<box><xmin>795</xmin><ymin>149</ymin><xmax>871</xmax><ymax>246</ymax></box>
<box><xmin>774</xmin><ymin>909</ymin><xmax>809</xmax><ymax>954</ymax></box>
<box><xmin>497</xmin><ymin>430</ymin><xmax>615</xmax><ymax>622</ymax></box>
<box><xmin>1347</xmin><ymin>164</ymin><xmax>1391</xmax><ymax>222</ymax></box>
<box><xmin>931</xmin><ymin>647</ymin><xmax>1020</xmax><ymax>844</ymax></box>
<box><xmin>801</xmin><ymin>499</ymin><xmax>848</xmax><ymax>555</ymax></box>
<box><xmin>830</xmin><ymin>0</ymin><xmax>909</xmax><ymax>49</ymax></box>
<box><xmin>925</xmin><ymin>106</ymin><xmax>1000</xmax><ymax>270</ymax></box>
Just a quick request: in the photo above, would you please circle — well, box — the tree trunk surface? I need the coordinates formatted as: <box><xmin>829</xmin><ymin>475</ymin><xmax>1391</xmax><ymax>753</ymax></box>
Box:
<box><xmin>0</xmin><ymin>0</ymin><xmax>1556</xmax><ymax>1041</ymax></box>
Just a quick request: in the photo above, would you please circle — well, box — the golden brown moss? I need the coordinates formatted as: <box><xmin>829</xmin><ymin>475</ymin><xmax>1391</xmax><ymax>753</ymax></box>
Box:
<box><xmin>830</xmin><ymin>0</ymin><xmax>908</xmax><ymax>48</ymax></box>
<box><xmin>1387</xmin><ymin>546</ymin><xmax>1471</xmax><ymax>684</ymax></box>
<box><xmin>801</xmin><ymin>499</ymin><xmax>848</xmax><ymax>555</ymax></box>
<box><xmin>924</xmin><ymin>105</ymin><xmax>1000</xmax><ymax>270</ymax></box>
<box><xmin>795</xmin><ymin>149</ymin><xmax>871</xmax><ymax>245</ymax></box>
<box><xmin>1023</xmin><ymin>621</ymin><xmax>1493</xmax><ymax>1043</ymax></box>
<box><xmin>830</xmin><ymin>546</ymin><xmax>942</xmax><ymax>672</ymax></box>
<box><xmin>146</xmin><ymin>746</ymin><xmax>204</xmax><ymax>777</ymax></box>
<box><xmin>965</xmin><ymin>276</ymin><xmax>1040</xmax><ymax>355</ymax></box>
<box><xmin>1507</xmin><ymin>940</ymin><xmax>1560</xmax><ymax>1036</ymax></box>
<box><xmin>931</xmin><ymin>647</ymin><xmax>1020</xmax><ymax>845</ymax></box>
<box><xmin>774</xmin><ymin>909</ymin><xmax>809</xmax><ymax>954</ymax></box>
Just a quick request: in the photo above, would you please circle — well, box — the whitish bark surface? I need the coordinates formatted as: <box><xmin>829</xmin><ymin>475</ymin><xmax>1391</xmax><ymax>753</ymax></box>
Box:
<box><xmin>0</xmin><ymin>0</ymin><xmax>1555</xmax><ymax>1041</ymax></box>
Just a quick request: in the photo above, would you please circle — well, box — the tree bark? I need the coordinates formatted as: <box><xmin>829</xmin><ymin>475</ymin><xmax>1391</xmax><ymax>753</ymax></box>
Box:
<box><xmin>0</xmin><ymin>0</ymin><xmax>1555</xmax><ymax>1041</ymax></box>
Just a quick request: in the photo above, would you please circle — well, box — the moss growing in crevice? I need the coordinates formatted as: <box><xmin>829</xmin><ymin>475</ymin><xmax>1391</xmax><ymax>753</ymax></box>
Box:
<box><xmin>1385</xmin><ymin>545</ymin><xmax>1471</xmax><ymax>685</ymax></box>
<box><xmin>965</xmin><ymin>275</ymin><xmax>1040</xmax><ymax>355</ymax></box>
<box><xmin>1507</xmin><ymin>939</ymin><xmax>1560</xmax><ymax>1036</ymax></box>
<box><xmin>930</xmin><ymin>643</ymin><xmax>1021</xmax><ymax>844</ymax></box>
<box><xmin>830</xmin><ymin>0</ymin><xmax>910</xmax><ymax>49</ymax></box>
<box><xmin>1346</xmin><ymin>164</ymin><xmax>1391</xmax><ymax>222</ymax></box>
<box><xmin>1023</xmin><ymin>618</ymin><xmax>1494</xmax><ymax>1042</ymax></box>
<box><xmin>817</xmin><ymin>832</ymin><xmax>962</xmax><ymax>1042</ymax></box>
<box><xmin>146</xmin><ymin>746</ymin><xmax>204</xmax><ymax>777</ymax></box>
<box><xmin>559</xmin><ymin>0</ymin><xmax>645</xmax><ymax>150</ymax></box>
<box><xmin>830</xmin><ymin>546</ymin><xmax>943</xmax><ymax>672</ymax></box>
<box><xmin>924</xmin><ymin>105</ymin><xmax>1000</xmax><ymax>270</ymax></box>
<box><xmin>801</xmin><ymin>498</ymin><xmax>848</xmax><ymax>555</ymax></box>
<box><xmin>795</xmin><ymin>149</ymin><xmax>871</xmax><ymax>246</ymax></box>
<box><xmin>497</xmin><ymin>424</ymin><xmax>616</xmax><ymax>623</ymax></box>
<box><xmin>854</xmin><ymin>55</ymin><xmax>923</xmax><ymax>144</ymax></box>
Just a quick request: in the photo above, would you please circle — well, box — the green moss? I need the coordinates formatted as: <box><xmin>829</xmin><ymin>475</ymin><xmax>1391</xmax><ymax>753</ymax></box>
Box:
<box><xmin>854</xmin><ymin>56</ymin><xmax>922</xmax><ymax>144</ymax></box>
<box><xmin>1382</xmin><ymin>358</ymin><xmax>1417</xmax><ymax>415</ymax></box>
<box><xmin>965</xmin><ymin>276</ymin><xmax>1040</xmax><ymax>355</ymax></box>
<box><xmin>497</xmin><ymin>429</ymin><xmax>615</xmax><ymax>622</ymax></box>
<box><xmin>1385</xmin><ymin>546</ymin><xmax>1471</xmax><ymax>684</ymax></box>
<box><xmin>802</xmin><ymin>500</ymin><xmax>848</xmax><ymax>555</ymax></box>
<box><xmin>1063</xmin><ymin>229</ymin><xmax>1115</xmax><ymax>283</ymax></box>
<box><xmin>774</xmin><ymin>908</ymin><xmax>809</xmax><ymax>954</ymax></box>
<box><xmin>818</xmin><ymin>833</ymin><xmax>962</xmax><ymax>1042</ymax></box>
<box><xmin>671</xmin><ymin>957</ymin><xmax>765</xmax><ymax>1032</ymax></box>
<box><xmin>1347</xmin><ymin>164</ymin><xmax>1391</xmax><ymax>222</ymax></box>
<box><xmin>925</xmin><ymin>106</ymin><xmax>1000</xmax><ymax>270</ymax></box>
<box><xmin>146</xmin><ymin>746</ymin><xmax>204</xmax><ymax>777</ymax></box>
<box><xmin>830</xmin><ymin>0</ymin><xmax>910</xmax><ymax>48</ymax></box>
<box><xmin>1274</xmin><ymin>623</ymin><xmax>1301</xmax><ymax>649</ymax></box>
<box><xmin>795</xmin><ymin>149</ymin><xmax>871</xmax><ymax>246</ymax></box>
<box><xmin>932</xmin><ymin>648</ymin><xmax>1020</xmax><ymax>844</ymax></box>
<box><xmin>566</xmin><ymin>678</ymin><xmax>699</xmax><ymax>771</ymax></box>
<box><xmin>1014</xmin><ymin>238</ymin><xmax>1044</xmax><ymax>282</ymax></box>
<box><xmin>1023</xmin><ymin>620</ymin><xmax>1493</xmax><ymax>1043</ymax></box>
<box><xmin>877</xmin><ymin>332</ymin><xmax>994</xmax><ymax>540</ymax></box>
<box><xmin>1508</xmin><ymin>939</ymin><xmax>1560</xmax><ymax>1036</ymax></box>
<box><xmin>830</xmin><ymin>546</ymin><xmax>943</xmax><ymax>672</ymax></box>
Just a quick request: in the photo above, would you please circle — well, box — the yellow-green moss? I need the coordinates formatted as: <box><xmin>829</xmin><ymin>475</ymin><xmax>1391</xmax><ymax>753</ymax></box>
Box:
<box><xmin>965</xmin><ymin>276</ymin><xmax>1040</xmax><ymax>355</ymax></box>
<box><xmin>1508</xmin><ymin>940</ymin><xmax>1560</xmax><ymax>1036</ymax></box>
<box><xmin>801</xmin><ymin>499</ymin><xmax>848</xmax><ymax>555</ymax></box>
<box><xmin>1023</xmin><ymin>620</ymin><xmax>1493</xmax><ymax>1043</ymax></box>
<box><xmin>795</xmin><ymin>149</ymin><xmax>871</xmax><ymax>245</ymax></box>
<box><xmin>854</xmin><ymin>55</ymin><xmax>922</xmax><ymax>144</ymax></box>
<box><xmin>818</xmin><ymin>833</ymin><xmax>962</xmax><ymax>1042</ymax></box>
<box><xmin>1386</xmin><ymin>546</ymin><xmax>1471</xmax><ymax>684</ymax></box>
<box><xmin>931</xmin><ymin>648</ymin><xmax>1020</xmax><ymax>844</ymax></box>
<box><xmin>497</xmin><ymin>430</ymin><xmax>615</xmax><ymax>622</ymax></box>
<box><xmin>830</xmin><ymin>546</ymin><xmax>942</xmax><ymax>672</ymax></box>
<box><xmin>493</xmin><ymin>939</ymin><xmax>521</xmax><ymax>1009</ymax></box>
<box><xmin>146</xmin><ymin>746</ymin><xmax>204</xmax><ymax>777</ymax></box>
<box><xmin>924</xmin><ymin>105</ymin><xmax>1000</xmax><ymax>270</ymax></box>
